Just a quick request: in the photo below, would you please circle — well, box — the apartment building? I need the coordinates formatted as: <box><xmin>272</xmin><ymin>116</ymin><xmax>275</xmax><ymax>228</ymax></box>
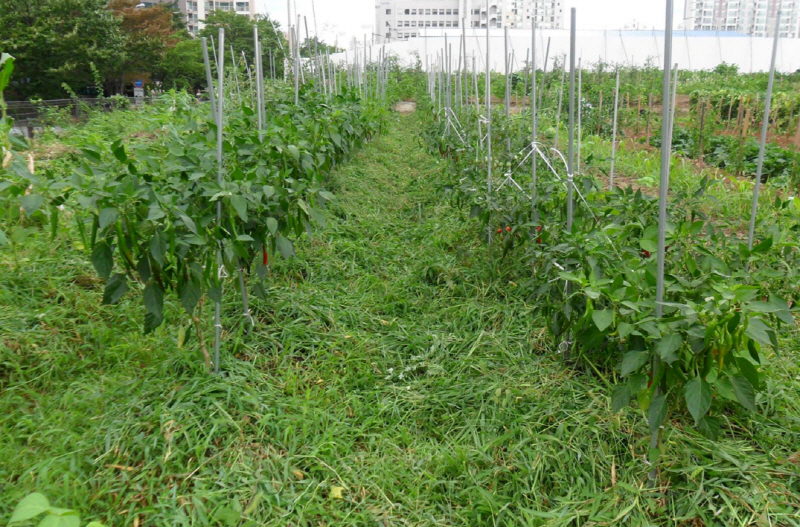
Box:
<box><xmin>497</xmin><ymin>1</ymin><xmax>564</xmax><ymax>30</ymax></box>
<box><xmin>375</xmin><ymin>1</ymin><xmax>564</xmax><ymax>43</ymax></box>
<box><xmin>683</xmin><ymin>0</ymin><xmax>800</xmax><ymax>37</ymax></box>
<box><xmin>145</xmin><ymin>0</ymin><xmax>256</xmax><ymax>35</ymax></box>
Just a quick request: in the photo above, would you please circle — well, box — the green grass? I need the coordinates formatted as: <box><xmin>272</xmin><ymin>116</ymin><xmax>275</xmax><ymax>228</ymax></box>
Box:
<box><xmin>1</xmin><ymin>112</ymin><xmax>799</xmax><ymax>526</ymax></box>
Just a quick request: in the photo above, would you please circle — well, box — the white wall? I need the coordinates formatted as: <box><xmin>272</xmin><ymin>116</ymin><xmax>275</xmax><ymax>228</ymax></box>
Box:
<box><xmin>335</xmin><ymin>28</ymin><xmax>800</xmax><ymax>72</ymax></box>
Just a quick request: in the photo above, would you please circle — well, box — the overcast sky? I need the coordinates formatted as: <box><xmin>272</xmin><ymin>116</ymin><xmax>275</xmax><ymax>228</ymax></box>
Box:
<box><xmin>259</xmin><ymin>1</ymin><xmax>686</xmax><ymax>45</ymax></box>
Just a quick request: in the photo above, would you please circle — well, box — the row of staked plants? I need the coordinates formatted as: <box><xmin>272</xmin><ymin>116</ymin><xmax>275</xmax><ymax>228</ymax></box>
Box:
<box><xmin>421</xmin><ymin>85</ymin><xmax>799</xmax><ymax>463</ymax></box>
<box><xmin>1</xmin><ymin>62</ymin><xmax>383</xmax><ymax>368</ymax></box>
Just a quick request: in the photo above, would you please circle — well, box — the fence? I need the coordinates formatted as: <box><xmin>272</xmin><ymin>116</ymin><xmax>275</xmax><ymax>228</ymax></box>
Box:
<box><xmin>7</xmin><ymin>96</ymin><xmax>150</xmax><ymax>138</ymax></box>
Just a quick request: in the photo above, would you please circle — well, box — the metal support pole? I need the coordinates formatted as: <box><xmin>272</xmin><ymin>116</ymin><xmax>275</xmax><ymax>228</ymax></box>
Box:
<box><xmin>254</xmin><ymin>27</ymin><xmax>264</xmax><ymax>140</ymax></box>
<box><xmin>505</xmin><ymin>27</ymin><xmax>511</xmax><ymax>160</ymax></box>
<box><xmin>554</xmin><ymin>60</ymin><xmax>566</xmax><ymax>150</ymax></box>
<box><xmin>201</xmin><ymin>39</ymin><xmax>217</xmax><ymax>126</ymax></box>
<box><xmin>610</xmin><ymin>70</ymin><xmax>620</xmax><ymax>189</ymax></box>
<box><xmin>567</xmin><ymin>10</ymin><xmax>576</xmax><ymax>231</ymax></box>
<box><xmin>486</xmin><ymin>2</ymin><xmax>493</xmax><ymax>246</ymax></box>
<box><xmin>532</xmin><ymin>16</ymin><xmax>538</xmax><ymax>215</ymax></box>
<box><xmin>538</xmin><ymin>37</ymin><xmax>551</xmax><ymax>110</ymax></box>
<box><xmin>747</xmin><ymin>10</ymin><xmax>781</xmax><ymax>250</ymax></box>
<box><xmin>577</xmin><ymin>58</ymin><xmax>582</xmax><ymax>173</ymax></box>
<box><xmin>651</xmin><ymin>0</ymin><xmax>675</xmax><ymax>482</ymax></box>
<box><xmin>214</xmin><ymin>28</ymin><xmax>225</xmax><ymax>375</ymax></box>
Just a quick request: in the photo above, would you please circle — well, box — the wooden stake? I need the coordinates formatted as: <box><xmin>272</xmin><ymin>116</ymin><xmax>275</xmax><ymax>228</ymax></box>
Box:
<box><xmin>698</xmin><ymin>101</ymin><xmax>706</xmax><ymax>161</ymax></box>
<box><xmin>727</xmin><ymin>94</ymin><xmax>735</xmax><ymax>129</ymax></box>
<box><xmin>794</xmin><ymin>115</ymin><xmax>800</xmax><ymax>148</ymax></box>
<box><xmin>636</xmin><ymin>94</ymin><xmax>642</xmax><ymax>135</ymax></box>
<box><xmin>597</xmin><ymin>90</ymin><xmax>603</xmax><ymax>134</ymax></box>
<box><xmin>646</xmin><ymin>93</ymin><xmax>653</xmax><ymax>145</ymax></box>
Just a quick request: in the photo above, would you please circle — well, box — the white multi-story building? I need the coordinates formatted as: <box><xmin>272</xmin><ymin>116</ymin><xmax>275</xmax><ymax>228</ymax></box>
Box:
<box><xmin>375</xmin><ymin>1</ymin><xmax>563</xmax><ymax>43</ymax></box>
<box><xmin>146</xmin><ymin>0</ymin><xmax>256</xmax><ymax>36</ymax></box>
<box><xmin>498</xmin><ymin>0</ymin><xmax>564</xmax><ymax>30</ymax></box>
<box><xmin>683</xmin><ymin>0</ymin><xmax>800</xmax><ymax>38</ymax></box>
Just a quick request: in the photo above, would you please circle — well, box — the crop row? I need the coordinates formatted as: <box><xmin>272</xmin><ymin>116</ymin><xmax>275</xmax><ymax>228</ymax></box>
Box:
<box><xmin>423</xmin><ymin>100</ymin><xmax>799</xmax><ymax>455</ymax></box>
<box><xmin>1</xmin><ymin>85</ymin><xmax>382</xmax><ymax>356</ymax></box>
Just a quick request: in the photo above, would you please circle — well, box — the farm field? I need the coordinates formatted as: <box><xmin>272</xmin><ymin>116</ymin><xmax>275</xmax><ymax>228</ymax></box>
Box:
<box><xmin>1</xmin><ymin>101</ymin><xmax>799</xmax><ymax>525</ymax></box>
<box><xmin>2</xmin><ymin>36</ymin><xmax>800</xmax><ymax>526</ymax></box>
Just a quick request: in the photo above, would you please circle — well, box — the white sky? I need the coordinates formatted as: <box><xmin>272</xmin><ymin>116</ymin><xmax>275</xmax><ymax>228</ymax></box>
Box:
<box><xmin>258</xmin><ymin>1</ymin><xmax>686</xmax><ymax>45</ymax></box>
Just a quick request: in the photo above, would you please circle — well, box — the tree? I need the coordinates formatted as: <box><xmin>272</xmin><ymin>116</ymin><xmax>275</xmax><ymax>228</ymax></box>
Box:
<box><xmin>107</xmin><ymin>0</ymin><xmax>186</xmax><ymax>94</ymax></box>
<box><xmin>199</xmin><ymin>11</ymin><xmax>287</xmax><ymax>79</ymax></box>
<box><xmin>299</xmin><ymin>37</ymin><xmax>341</xmax><ymax>59</ymax></box>
<box><xmin>154</xmin><ymin>39</ymin><xmax>205</xmax><ymax>92</ymax></box>
<box><xmin>0</xmin><ymin>0</ymin><xmax>125</xmax><ymax>99</ymax></box>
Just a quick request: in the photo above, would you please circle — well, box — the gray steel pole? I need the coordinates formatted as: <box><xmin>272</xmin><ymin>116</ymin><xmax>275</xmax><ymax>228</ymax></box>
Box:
<box><xmin>538</xmin><ymin>37</ymin><xmax>550</xmax><ymax>110</ymax></box>
<box><xmin>214</xmin><ymin>28</ymin><xmax>225</xmax><ymax>375</ymax></box>
<box><xmin>669</xmin><ymin>64</ymin><xmax>679</xmax><ymax>142</ymax></box>
<box><xmin>505</xmin><ymin>27</ymin><xmax>511</xmax><ymax>160</ymax></box>
<box><xmin>577</xmin><ymin>58</ymin><xmax>582</xmax><ymax>173</ymax></box>
<box><xmin>486</xmin><ymin>3</ymin><xmax>493</xmax><ymax>246</ymax></box>
<box><xmin>230</xmin><ymin>45</ymin><xmax>240</xmax><ymax>98</ymax></box>
<box><xmin>651</xmin><ymin>0</ymin><xmax>675</xmax><ymax>481</ymax></box>
<box><xmin>747</xmin><ymin>10</ymin><xmax>781</xmax><ymax>251</ymax></box>
<box><xmin>567</xmin><ymin>10</ymin><xmax>575</xmax><ymax>231</ymax></box>
<box><xmin>254</xmin><ymin>27</ymin><xmax>264</xmax><ymax>140</ymax></box>
<box><xmin>532</xmin><ymin>15</ymin><xmax>538</xmax><ymax>214</ymax></box>
<box><xmin>201</xmin><ymin>39</ymin><xmax>217</xmax><ymax>127</ymax></box>
<box><xmin>609</xmin><ymin>70</ymin><xmax>620</xmax><ymax>190</ymax></box>
<box><xmin>554</xmin><ymin>60</ymin><xmax>566</xmax><ymax>150</ymax></box>
<box><xmin>293</xmin><ymin>27</ymin><xmax>300</xmax><ymax>105</ymax></box>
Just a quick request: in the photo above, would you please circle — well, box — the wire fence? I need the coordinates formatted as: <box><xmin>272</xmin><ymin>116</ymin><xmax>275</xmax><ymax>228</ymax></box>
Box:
<box><xmin>8</xmin><ymin>96</ymin><xmax>153</xmax><ymax>137</ymax></box>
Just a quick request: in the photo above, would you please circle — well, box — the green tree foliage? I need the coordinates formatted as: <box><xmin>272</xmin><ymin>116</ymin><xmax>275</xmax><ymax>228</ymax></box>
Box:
<box><xmin>199</xmin><ymin>11</ymin><xmax>287</xmax><ymax>78</ymax></box>
<box><xmin>154</xmin><ymin>39</ymin><xmax>205</xmax><ymax>92</ymax></box>
<box><xmin>299</xmin><ymin>36</ymin><xmax>341</xmax><ymax>58</ymax></box>
<box><xmin>0</xmin><ymin>0</ymin><xmax>125</xmax><ymax>99</ymax></box>
<box><xmin>106</xmin><ymin>0</ymin><xmax>186</xmax><ymax>93</ymax></box>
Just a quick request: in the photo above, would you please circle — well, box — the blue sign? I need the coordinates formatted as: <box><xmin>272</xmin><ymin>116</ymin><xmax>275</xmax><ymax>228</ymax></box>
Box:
<box><xmin>134</xmin><ymin>80</ymin><xmax>144</xmax><ymax>88</ymax></box>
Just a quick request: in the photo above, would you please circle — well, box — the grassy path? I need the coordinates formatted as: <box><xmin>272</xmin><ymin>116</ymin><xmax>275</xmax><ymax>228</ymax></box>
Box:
<box><xmin>1</xmin><ymin>114</ymin><xmax>799</xmax><ymax>526</ymax></box>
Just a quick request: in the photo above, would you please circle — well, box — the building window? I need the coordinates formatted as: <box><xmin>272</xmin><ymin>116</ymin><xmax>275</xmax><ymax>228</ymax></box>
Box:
<box><xmin>397</xmin><ymin>21</ymin><xmax>402</xmax><ymax>26</ymax></box>
<box><xmin>411</xmin><ymin>9</ymin><xmax>416</xmax><ymax>15</ymax></box>
<box><xmin>386</xmin><ymin>32</ymin><xmax>391</xmax><ymax>38</ymax></box>
<box><xmin>235</xmin><ymin>1</ymin><xmax>248</xmax><ymax>11</ymax></box>
<box><xmin>425</xmin><ymin>20</ymin><xmax>431</xmax><ymax>26</ymax></box>
<box><xmin>454</xmin><ymin>20</ymin><xmax>459</xmax><ymax>27</ymax></box>
<box><xmin>411</xmin><ymin>21</ymin><xmax>417</xmax><ymax>26</ymax></box>
<box><xmin>385</xmin><ymin>21</ymin><xmax>390</xmax><ymax>26</ymax></box>
<box><xmin>405</xmin><ymin>8</ymin><xmax>409</xmax><ymax>14</ymax></box>
<box><xmin>454</xmin><ymin>9</ymin><xmax>458</xmax><ymax>15</ymax></box>
<box><xmin>404</xmin><ymin>21</ymin><xmax>409</xmax><ymax>26</ymax></box>
<box><xmin>386</xmin><ymin>9</ymin><xmax>391</xmax><ymax>14</ymax></box>
<box><xmin>425</xmin><ymin>9</ymin><xmax>431</xmax><ymax>15</ymax></box>
<box><xmin>432</xmin><ymin>9</ymin><xmax>438</xmax><ymax>15</ymax></box>
<box><xmin>446</xmin><ymin>9</ymin><xmax>452</xmax><ymax>15</ymax></box>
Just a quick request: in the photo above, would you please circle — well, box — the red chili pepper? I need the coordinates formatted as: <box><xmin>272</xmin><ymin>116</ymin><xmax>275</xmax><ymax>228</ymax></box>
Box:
<box><xmin>536</xmin><ymin>225</ymin><xmax>543</xmax><ymax>233</ymax></box>
<box><xmin>262</xmin><ymin>247</ymin><xmax>268</xmax><ymax>266</ymax></box>
<box><xmin>642</xmin><ymin>250</ymin><xmax>651</xmax><ymax>258</ymax></box>
<box><xmin>497</xmin><ymin>228</ymin><xmax>503</xmax><ymax>234</ymax></box>
<box><xmin>537</xmin><ymin>237</ymin><xmax>542</xmax><ymax>244</ymax></box>
<box><xmin>505</xmin><ymin>226</ymin><xmax>512</xmax><ymax>232</ymax></box>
